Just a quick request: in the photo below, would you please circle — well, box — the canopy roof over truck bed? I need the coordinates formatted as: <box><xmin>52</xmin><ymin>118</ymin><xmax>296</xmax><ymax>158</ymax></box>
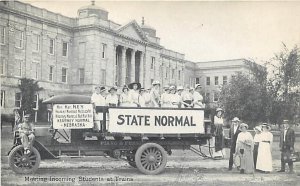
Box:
<box><xmin>43</xmin><ymin>94</ymin><xmax>91</xmax><ymax>104</ymax></box>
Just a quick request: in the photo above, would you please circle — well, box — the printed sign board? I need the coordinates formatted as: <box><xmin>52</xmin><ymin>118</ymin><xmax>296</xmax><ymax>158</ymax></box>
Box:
<box><xmin>53</xmin><ymin>104</ymin><xmax>93</xmax><ymax>129</ymax></box>
<box><xmin>108</xmin><ymin>108</ymin><xmax>205</xmax><ymax>134</ymax></box>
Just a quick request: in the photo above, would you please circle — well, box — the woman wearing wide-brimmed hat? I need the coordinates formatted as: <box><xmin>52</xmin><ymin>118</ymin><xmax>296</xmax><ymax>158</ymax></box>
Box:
<box><xmin>128</xmin><ymin>82</ymin><xmax>141</xmax><ymax>107</ymax></box>
<box><xmin>119</xmin><ymin>85</ymin><xmax>132</xmax><ymax>107</ymax></box>
<box><xmin>236</xmin><ymin>123</ymin><xmax>254</xmax><ymax>174</ymax></box>
<box><xmin>211</xmin><ymin>108</ymin><xmax>225</xmax><ymax>159</ymax></box>
<box><xmin>106</xmin><ymin>86</ymin><xmax>119</xmax><ymax>107</ymax></box>
<box><xmin>256</xmin><ymin>123</ymin><xmax>273</xmax><ymax>173</ymax></box>
<box><xmin>192</xmin><ymin>84</ymin><xmax>205</xmax><ymax>108</ymax></box>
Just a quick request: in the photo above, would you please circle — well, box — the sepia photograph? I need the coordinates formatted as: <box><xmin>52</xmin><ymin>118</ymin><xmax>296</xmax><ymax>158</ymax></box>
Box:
<box><xmin>0</xmin><ymin>0</ymin><xmax>299</xmax><ymax>185</ymax></box>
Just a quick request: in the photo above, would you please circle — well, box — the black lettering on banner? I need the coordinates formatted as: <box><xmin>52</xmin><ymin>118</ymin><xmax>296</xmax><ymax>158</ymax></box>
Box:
<box><xmin>161</xmin><ymin>116</ymin><xmax>167</xmax><ymax>126</ymax></box>
<box><xmin>125</xmin><ymin>115</ymin><xmax>131</xmax><ymax>125</ymax></box>
<box><xmin>184</xmin><ymin>117</ymin><xmax>190</xmax><ymax>126</ymax></box>
<box><xmin>137</xmin><ymin>115</ymin><xmax>143</xmax><ymax>126</ymax></box>
<box><xmin>175</xmin><ymin>116</ymin><xmax>183</xmax><ymax>126</ymax></box>
<box><xmin>131</xmin><ymin>116</ymin><xmax>138</xmax><ymax>125</ymax></box>
<box><xmin>117</xmin><ymin>115</ymin><xmax>125</xmax><ymax>125</ymax></box>
<box><xmin>191</xmin><ymin>117</ymin><xmax>196</xmax><ymax>126</ymax></box>
<box><xmin>145</xmin><ymin>116</ymin><xmax>150</xmax><ymax>126</ymax></box>
<box><xmin>155</xmin><ymin>116</ymin><xmax>161</xmax><ymax>126</ymax></box>
<box><xmin>168</xmin><ymin>116</ymin><xmax>174</xmax><ymax>126</ymax></box>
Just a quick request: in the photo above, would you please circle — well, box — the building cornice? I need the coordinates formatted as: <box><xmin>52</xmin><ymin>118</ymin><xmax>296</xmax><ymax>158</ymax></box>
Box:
<box><xmin>0</xmin><ymin>6</ymin><xmax>75</xmax><ymax>31</ymax></box>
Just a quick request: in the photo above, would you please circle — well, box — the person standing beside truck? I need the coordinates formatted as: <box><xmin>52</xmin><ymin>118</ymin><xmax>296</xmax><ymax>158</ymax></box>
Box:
<box><xmin>228</xmin><ymin>117</ymin><xmax>241</xmax><ymax>171</ymax></box>
<box><xmin>17</xmin><ymin>114</ymin><xmax>35</xmax><ymax>154</ymax></box>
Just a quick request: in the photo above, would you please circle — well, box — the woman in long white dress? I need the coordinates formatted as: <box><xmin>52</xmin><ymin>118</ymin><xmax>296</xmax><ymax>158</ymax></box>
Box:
<box><xmin>212</xmin><ymin>108</ymin><xmax>225</xmax><ymax>159</ymax></box>
<box><xmin>128</xmin><ymin>82</ymin><xmax>141</xmax><ymax>107</ymax></box>
<box><xmin>236</xmin><ymin>123</ymin><xmax>254</xmax><ymax>174</ymax></box>
<box><xmin>256</xmin><ymin>123</ymin><xmax>273</xmax><ymax>173</ymax></box>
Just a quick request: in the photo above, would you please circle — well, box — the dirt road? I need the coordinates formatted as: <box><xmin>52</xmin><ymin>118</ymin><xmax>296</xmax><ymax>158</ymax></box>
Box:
<box><xmin>1</xmin><ymin>126</ymin><xmax>299</xmax><ymax>186</ymax></box>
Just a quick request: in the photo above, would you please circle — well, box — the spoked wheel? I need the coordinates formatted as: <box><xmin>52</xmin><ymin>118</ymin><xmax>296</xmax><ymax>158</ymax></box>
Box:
<box><xmin>135</xmin><ymin>143</ymin><xmax>167</xmax><ymax>175</ymax></box>
<box><xmin>8</xmin><ymin>145</ymin><xmax>41</xmax><ymax>174</ymax></box>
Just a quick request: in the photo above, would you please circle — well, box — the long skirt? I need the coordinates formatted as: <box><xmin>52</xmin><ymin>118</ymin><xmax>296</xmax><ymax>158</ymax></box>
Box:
<box><xmin>239</xmin><ymin>148</ymin><xmax>254</xmax><ymax>174</ymax></box>
<box><xmin>256</xmin><ymin>142</ymin><xmax>273</xmax><ymax>172</ymax></box>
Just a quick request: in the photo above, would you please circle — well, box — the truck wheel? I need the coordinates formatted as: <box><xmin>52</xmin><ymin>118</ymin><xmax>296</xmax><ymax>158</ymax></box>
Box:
<box><xmin>8</xmin><ymin>145</ymin><xmax>41</xmax><ymax>174</ymax></box>
<box><xmin>135</xmin><ymin>143</ymin><xmax>167</xmax><ymax>175</ymax></box>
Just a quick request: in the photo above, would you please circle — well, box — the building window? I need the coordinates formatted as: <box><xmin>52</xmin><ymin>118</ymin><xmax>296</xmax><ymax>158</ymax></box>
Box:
<box><xmin>0</xmin><ymin>26</ymin><xmax>5</xmax><ymax>44</ymax></box>
<box><xmin>15</xmin><ymin>30</ymin><xmax>24</xmax><ymax>49</ymax></box>
<box><xmin>79</xmin><ymin>68</ymin><xmax>85</xmax><ymax>84</ymax></box>
<box><xmin>189</xmin><ymin>77</ymin><xmax>193</xmax><ymax>87</ymax></box>
<box><xmin>33</xmin><ymin>94</ymin><xmax>39</xmax><ymax>110</ymax></box>
<box><xmin>172</xmin><ymin>69</ymin><xmax>175</xmax><ymax>79</ymax></box>
<box><xmin>62</xmin><ymin>67</ymin><xmax>67</xmax><ymax>83</ymax></box>
<box><xmin>15</xmin><ymin>60</ymin><xmax>22</xmax><ymax>77</ymax></box>
<box><xmin>32</xmin><ymin>62</ymin><xmax>39</xmax><ymax>79</ymax></box>
<box><xmin>165</xmin><ymin>67</ymin><xmax>168</xmax><ymax>78</ymax></box>
<box><xmin>32</xmin><ymin>34</ymin><xmax>40</xmax><ymax>51</ymax></box>
<box><xmin>195</xmin><ymin>77</ymin><xmax>200</xmax><ymax>84</ymax></box>
<box><xmin>205</xmin><ymin>92</ymin><xmax>210</xmax><ymax>102</ymax></box>
<box><xmin>49</xmin><ymin>66</ymin><xmax>54</xmax><ymax>82</ymax></box>
<box><xmin>101</xmin><ymin>69</ymin><xmax>106</xmax><ymax>85</ymax></box>
<box><xmin>223</xmin><ymin>76</ymin><xmax>228</xmax><ymax>85</ymax></box>
<box><xmin>62</xmin><ymin>42</ymin><xmax>68</xmax><ymax>57</ymax></box>
<box><xmin>0</xmin><ymin>58</ymin><xmax>5</xmax><ymax>75</ymax></box>
<box><xmin>178</xmin><ymin>70</ymin><xmax>181</xmax><ymax>80</ymax></box>
<box><xmin>215</xmin><ymin>76</ymin><xmax>219</xmax><ymax>85</ymax></box>
<box><xmin>101</xmin><ymin>43</ymin><xmax>106</xmax><ymax>59</ymax></box>
<box><xmin>15</xmin><ymin>92</ymin><xmax>22</xmax><ymax>108</ymax></box>
<box><xmin>79</xmin><ymin>42</ymin><xmax>86</xmax><ymax>60</ymax></box>
<box><xmin>213</xmin><ymin>92</ymin><xmax>219</xmax><ymax>102</ymax></box>
<box><xmin>206</xmin><ymin>77</ymin><xmax>210</xmax><ymax>86</ymax></box>
<box><xmin>49</xmin><ymin>38</ymin><xmax>55</xmax><ymax>54</ymax></box>
<box><xmin>1</xmin><ymin>90</ymin><xmax>5</xmax><ymax>108</ymax></box>
<box><xmin>151</xmin><ymin>57</ymin><xmax>155</xmax><ymax>69</ymax></box>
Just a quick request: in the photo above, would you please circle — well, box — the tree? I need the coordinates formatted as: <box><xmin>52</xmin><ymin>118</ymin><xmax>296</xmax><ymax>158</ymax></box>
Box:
<box><xmin>219</xmin><ymin>71</ymin><xmax>268</xmax><ymax>129</ymax></box>
<box><xmin>266</xmin><ymin>44</ymin><xmax>300</xmax><ymax>124</ymax></box>
<box><xmin>18</xmin><ymin>78</ymin><xmax>43</xmax><ymax>121</ymax></box>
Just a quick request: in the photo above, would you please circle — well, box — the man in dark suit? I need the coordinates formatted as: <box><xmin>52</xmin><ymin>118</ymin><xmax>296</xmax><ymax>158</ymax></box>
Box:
<box><xmin>228</xmin><ymin>117</ymin><xmax>241</xmax><ymax>170</ymax></box>
<box><xmin>278</xmin><ymin>120</ymin><xmax>295</xmax><ymax>173</ymax></box>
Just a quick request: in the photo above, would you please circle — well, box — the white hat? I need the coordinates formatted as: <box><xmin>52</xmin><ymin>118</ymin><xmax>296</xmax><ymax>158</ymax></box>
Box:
<box><xmin>169</xmin><ymin>85</ymin><xmax>176</xmax><ymax>90</ymax></box>
<box><xmin>195</xmin><ymin>84</ymin><xmax>202</xmax><ymax>89</ymax></box>
<box><xmin>232</xmin><ymin>117</ymin><xmax>240</xmax><ymax>122</ymax></box>
<box><xmin>152</xmin><ymin>81</ymin><xmax>160</xmax><ymax>86</ymax></box>
<box><xmin>254</xmin><ymin>126</ymin><xmax>262</xmax><ymax>132</ymax></box>
<box><xmin>216</xmin><ymin>108</ymin><xmax>223</xmax><ymax>112</ymax></box>
<box><xmin>177</xmin><ymin>86</ymin><xmax>184</xmax><ymax>90</ymax></box>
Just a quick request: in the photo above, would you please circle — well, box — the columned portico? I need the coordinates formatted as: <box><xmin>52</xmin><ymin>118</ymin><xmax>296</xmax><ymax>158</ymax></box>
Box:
<box><xmin>115</xmin><ymin>45</ymin><xmax>143</xmax><ymax>86</ymax></box>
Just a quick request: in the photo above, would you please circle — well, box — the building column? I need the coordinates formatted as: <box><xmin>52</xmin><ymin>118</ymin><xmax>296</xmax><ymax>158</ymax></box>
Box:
<box><xmin>139</xmin><ymin>52</ymin><xmax>144</xmax><ymax>86</ymax></box>
<box><xmin>131</xmin><ymin>49</ymin><xmax>136</xmax><ymax>83</ymax></box>
<box><xmin>113</xmin><ymin>45</ymin><xmax>117</xmax><ymax>86</ymax></box>
<box><xmin>121</xmin><ymin>46</ymin><xmax>127</xmax><ymax>86</ymax></box>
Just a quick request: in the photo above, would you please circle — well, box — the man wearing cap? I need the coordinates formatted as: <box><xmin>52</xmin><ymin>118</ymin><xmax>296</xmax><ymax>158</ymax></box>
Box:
<box><xmin>91</xmin><ymin>86</ymin><xmax>107</xmax><ymax>131</ymax></box>
<box><xmin>150</xmin><ymin>81</ymin><xmax>160</xmax><ymax>107</ymax></box>
<box><xmin>192</xmin><ymin>84</ymin><xmax>205</xmax><ymax>108</ymax></box>
<box><xmin>228</xmin><ymin>117</ymin><xmax>241</xmax><ymax>170</ymax></box>
<box><xmin>17</xmin><ymin>114</ymin><xmax>35</xmax><ymax>154</ymax></box>
<box><xmin>278</xmin><ymin>120</ymin><xmax>295</xmax><ymax>173</ymax></box>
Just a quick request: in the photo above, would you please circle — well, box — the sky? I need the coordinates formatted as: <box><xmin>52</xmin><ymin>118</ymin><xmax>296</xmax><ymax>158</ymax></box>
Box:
<box><xmin>21</xmin><ymin>0</ymin><xmax>300</xmax><ymax>64</ymax></box>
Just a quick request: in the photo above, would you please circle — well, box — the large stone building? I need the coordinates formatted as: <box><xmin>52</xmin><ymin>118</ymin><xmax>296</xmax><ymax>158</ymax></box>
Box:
<box><xmin>0</xmin><ymin>1</ymin><xmax>255</xmax><ymax>115</ymax></box>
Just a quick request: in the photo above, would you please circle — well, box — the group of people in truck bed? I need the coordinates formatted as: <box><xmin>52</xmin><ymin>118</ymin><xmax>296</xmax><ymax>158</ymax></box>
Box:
<box><xmin>90</xmin><ymin>81</ymin><xmax>205</xmax><ymax>109</ymax></box>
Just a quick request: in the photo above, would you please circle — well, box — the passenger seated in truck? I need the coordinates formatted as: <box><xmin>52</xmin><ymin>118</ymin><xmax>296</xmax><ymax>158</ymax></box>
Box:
<box><xmin>17</xmin><ymin>114</ymin><xmax>35</xmax><ymax>154</ymax></box>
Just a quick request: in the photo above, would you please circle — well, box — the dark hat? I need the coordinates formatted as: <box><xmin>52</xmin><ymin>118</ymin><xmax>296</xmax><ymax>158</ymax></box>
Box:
<box><xmin>128</xmin><ymin>82</ymin><xmax>141</xmax><ymax>89</ymax></box>
<box><xmin>99</xmin><ymin>86</ymin><xmax>106</xmax><ymax>92</ymax></box>
<box><xmin>108</xmin><ymin>86</ymin><xmax>117</xmax><ymax>92</ymax></box>
<box><xmin>140</xmin><ymin>88</ymin><xmax>145</xmax><ymax>92</ymax></box>
<box><xmin>122</xmin><ymin>85</ymin><xmax>129</xmax><ymax>92</ymax></box>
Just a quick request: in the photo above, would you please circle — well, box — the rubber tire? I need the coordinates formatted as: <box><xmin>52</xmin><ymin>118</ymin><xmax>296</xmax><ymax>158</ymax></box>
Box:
<box><xmin>8</xmin><ymin>145</ymin><xmax>41</xmax><ymax>174</ymax></box>
<box><xmin>135</xmin><ymin>143</ymin><xmax>167</xmax><ymax>175</ymax></box>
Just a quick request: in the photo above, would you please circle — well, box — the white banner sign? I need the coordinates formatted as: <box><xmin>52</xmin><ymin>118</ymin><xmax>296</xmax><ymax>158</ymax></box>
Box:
<box><xmin>53</xmin><ymin>104</ymin><xmax>93</xmax><ymax>129</ymax></box>
<box><xmin>108</xmin><ymin>108</ymin><xmax>205</xmax><ymax>134</ymax></box>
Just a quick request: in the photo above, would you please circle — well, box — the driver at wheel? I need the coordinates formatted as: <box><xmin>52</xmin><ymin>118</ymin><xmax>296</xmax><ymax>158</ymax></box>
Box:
<box><xmin>17</xmin><ymin>114</ymin><xmax>35</xmax><ymax>154</ymax></box>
